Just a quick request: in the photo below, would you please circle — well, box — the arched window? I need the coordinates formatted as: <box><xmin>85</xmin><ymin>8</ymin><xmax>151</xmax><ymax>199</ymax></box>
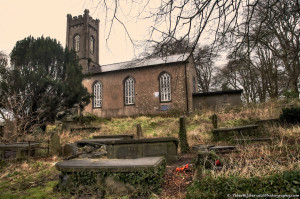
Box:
<box><xmin>159</xmin><ymin>72</ymin><xmax>171</xmax><ymax>102</ymax></box>
<box><xmin>93</xmin><ymin>81</ymin><xmax>102</xmax><ymax>108</ymax></box>
<box><xmin>73</xmin><ymin>34</ymin><xmax>80</xmax><ymax>52</ymax></box>
<box><xmin>90</xmin><ymin>36</ymin><xmax>94</xmax><ymax>54</ymax></box>
<box><xmin>124</xmin><ymin>77</ymin><xmax>135</xmax><ymax>105</ymax></box>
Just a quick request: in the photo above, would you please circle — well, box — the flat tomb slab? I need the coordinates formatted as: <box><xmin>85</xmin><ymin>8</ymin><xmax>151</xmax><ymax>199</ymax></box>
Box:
<box><xmin>70</xmin><ymin>127</ymin><xmax>101</xmax><ymax>132</ymax></box>
<box><xmin>234</xmin><ymin>137</ymin><xmax>273</xmax><ymax>142</ymax></box>
<box><xmin>76</xmin><ymin>138</ymin><xmax>124</xmax><ymax>146</ymax></box>
<box><xmin>209</xmin><ymin>146</ymin><xmax>238</xmax><ymax>153</ymax></box>
<box><xmin>56</xmin><ymin>156</ymin><xmax>164</xmax><ymax>172</ymax></box>
<box><xmin>93</xmin><ymin>134</ymin><xmax>134</xmax><ymax>140</ymax></box>
<box><xmin>0</xmin><ymin>142</ymin><xmax>41</xmax><ymax>150</ymax></box>
<box><xmin>105</xmin><ymin>137</ymin><xmax>178</xmax><ymax>163</ymax></box>
<box><xmin>213</xmin><ymin>125</ymin><xmax>258</xmax><ymax>133</ymax></box>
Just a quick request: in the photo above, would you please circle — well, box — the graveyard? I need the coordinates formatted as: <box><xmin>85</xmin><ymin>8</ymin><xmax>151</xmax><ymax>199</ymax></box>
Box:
<box><xmin>0</xmin><ymin>100</ymin><xmax>299</xmax><ymax>198</ymax></box>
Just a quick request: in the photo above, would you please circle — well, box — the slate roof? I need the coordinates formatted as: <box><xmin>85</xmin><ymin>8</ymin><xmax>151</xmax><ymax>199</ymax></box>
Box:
<box><xmin>193</xmin><ymin>90</ymin><xmax>243</xmax><ymax>96</ymax></box>
<box><xmin>86</xmin><ymin>53</ymin><xmax>190</xmax><ymax>74</ymax></box>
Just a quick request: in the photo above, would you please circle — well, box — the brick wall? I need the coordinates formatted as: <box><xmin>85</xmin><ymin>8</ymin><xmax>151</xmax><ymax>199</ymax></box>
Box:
<box><xmin>82</xmin><ymin>61</ymin><xmax>195</xmax><ymax>117</ymax></box>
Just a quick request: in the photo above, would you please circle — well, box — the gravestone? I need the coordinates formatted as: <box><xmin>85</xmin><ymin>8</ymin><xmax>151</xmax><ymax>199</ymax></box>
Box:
<box><xmin>136</xmin><ymin>124</ymin><xmax>143</xmax><ymax>138</ymax></box>
<box><xmin>212</xmin><ymin>114</ymin><xmax>218</xmax><ymax>129</ymax></box>
<box><xmin>179</xmin><ymin>116</ymin><xmax>189</xmax><ymax>153</ymax></box>
<box><xmin>50</xmin><ymin>131</ymin><xmax>62</xmax><ymax>155</ymax></box>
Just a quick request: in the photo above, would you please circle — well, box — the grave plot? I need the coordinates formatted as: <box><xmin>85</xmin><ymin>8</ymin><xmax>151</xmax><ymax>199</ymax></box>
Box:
<box><xmin>55</xmin><ymin>156</ymin><xmax>166</xmax><ymax>197</ymax></box>
<box><xmin>0</xmin><ymin>142</ymin><xmax>49</xmax><ymax>159</ymax></box>
<box><xmin>64</xmin><ymin>137</ymin><xmax>178</xmax><ymax>163</ymax></box>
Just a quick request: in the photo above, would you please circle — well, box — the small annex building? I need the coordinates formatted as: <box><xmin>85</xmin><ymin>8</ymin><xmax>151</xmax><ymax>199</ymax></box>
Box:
<box><xmin>66</xmin><ymin>10</ymin><xmax>242</xmax><ymax>117</ymax></box>
<box><xmin>66</xmin><ymin>10</ymin><xmax>198</xmax><ymax>118</ymax></box>
<box><xmin>193</xmin><ymin>90</ymin><xmax>243</xmax><ymax>110</ymax></box>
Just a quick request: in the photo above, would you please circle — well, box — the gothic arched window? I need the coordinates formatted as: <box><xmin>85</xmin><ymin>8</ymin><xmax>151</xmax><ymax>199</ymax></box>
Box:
<box><xmin>159</xmin><ymin>72</ymin><xmax>171</xmax><ymax>102</ymax></box>
<box><xmin>124</xmin><ymin>77</ymin><xmax>135</xmax><ymax>105</ymax></box>
<box><xmin>73</xmin><ymin>34</ymin><xmax>80</xmax><ymax>52</ymax></box>
<box><xmin>90</xmin><ymin>36</ymin><xmax>94</xmax><ymax>54</ymax></box>
<box><xmin>93</xmin><ymin>81</ymin><xmax>102</xmax><ymax>108</ymax></box>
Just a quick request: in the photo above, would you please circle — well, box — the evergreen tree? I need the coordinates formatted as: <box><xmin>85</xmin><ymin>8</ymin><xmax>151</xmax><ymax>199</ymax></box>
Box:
<box><xmin>0</xmin><ymin>36</ymin><xmax>90</xmax><ymax>135</ymax></box>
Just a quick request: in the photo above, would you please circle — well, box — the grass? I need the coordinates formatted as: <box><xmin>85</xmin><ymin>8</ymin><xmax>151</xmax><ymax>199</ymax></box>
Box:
<box><xmin>0</xmin><ymin>99</ymin><xmax>299</xmax><ymax>198</ymax></box>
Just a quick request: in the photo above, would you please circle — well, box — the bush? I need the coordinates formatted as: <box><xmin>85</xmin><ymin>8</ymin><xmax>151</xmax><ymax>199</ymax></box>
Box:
<box><xmin>72</xmin><ymin>114</ymin><xmax>98</xmax><ymax>125</ymax></box>
<box><xmin>186</xmin><ymin>170</ymin><xmax>300</xmax><ymax>199</ymax></box>
<box><xmin>279</xmin><ymin>107</ymin><xmax>300</xmax><ymax>124</ymax></box>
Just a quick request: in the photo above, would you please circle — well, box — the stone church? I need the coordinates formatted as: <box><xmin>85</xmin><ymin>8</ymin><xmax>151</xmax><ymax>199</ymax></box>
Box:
<box><xmin>66</xmin><ymin>10</ymin><xmax>241</xmax><ymax>117</ymax></box>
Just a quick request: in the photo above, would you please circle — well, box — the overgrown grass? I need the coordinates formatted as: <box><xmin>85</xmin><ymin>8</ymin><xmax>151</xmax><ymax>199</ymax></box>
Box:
<box><xmin>1</xmin><ymin>99</ymin><xmax>299</xmax><ymax>198</ymax></box>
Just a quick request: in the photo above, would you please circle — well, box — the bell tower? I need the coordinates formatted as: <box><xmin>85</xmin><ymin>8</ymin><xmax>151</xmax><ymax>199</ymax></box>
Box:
<box><xmin>66</xmin><ymin>9</ymin><xmax>100</xmax><ymax>71</ymax></box>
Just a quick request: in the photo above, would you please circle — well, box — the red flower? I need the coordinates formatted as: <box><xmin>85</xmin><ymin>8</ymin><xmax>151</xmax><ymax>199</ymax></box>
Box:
<box><xmin>176</xmin><ymin>164</ymin><xmax>189</xmax><ymax>172</ymax></box>
<box><xmin>215</xmin><ymin>160</ymin><xmax>221</xmax><ymax>166</ymax></box>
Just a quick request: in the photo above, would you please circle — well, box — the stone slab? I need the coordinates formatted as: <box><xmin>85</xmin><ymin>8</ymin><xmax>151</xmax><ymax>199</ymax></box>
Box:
<box><xmin>76</xmin><ymin>138</ymin><xmax>124</xmax><ymax>146</ymax></box>
<box><xmin>56</xmin><ymin>156</ymin><xmax>164</xmax><ymax>172</ymax></box>
<box><xmin>70</xmin><ymin>127</ymin><xmax>101</xmax><ymax>132</ymax></box>
<box><xmin>105</xmin><ymin>137</ymin><xmax>178</xmax><ymax>163</ymax></box>
<box><xmin>209</xmin><ymin>146</ymin><xmax>237</xmax><ymax>153</ymax></box>
<box><xmin>93</xmin><ymin>134</ymin><xmax>134</xmax><ymax>140</ymax></box>
<box><xmin>234</xmin><ymin>137</ymin><xmax>273</xmax><ymax>142</ymax></box>
<box><xmin>0</xmin><ymin>142</ymin><xmax>41</xmax><ymax>150</ymax></box>
<box><xmin>213</xmin><ymin>125</ymin><xmax>258</xmax><ymax>133</ymax></box>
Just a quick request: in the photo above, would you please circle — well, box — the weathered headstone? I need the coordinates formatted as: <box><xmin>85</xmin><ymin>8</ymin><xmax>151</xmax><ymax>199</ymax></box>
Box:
<box><xmin>136</xmin><ymin>124</ymin><xmax>143</xmax><ymax>138</ymax></box>
<box><xmin>212</xmin><ymin>114</ymin><xmax>218</xmax><ymax>129</ymax></box>
<box><xmin>179</xmin><ymin>116</ymin><xmax>189</xmax><ymax>153</ymax></box>
<box><xmin>50</xmin><ymin>131</ymin><xmax>62</xmax><ymax>155</ymax></box>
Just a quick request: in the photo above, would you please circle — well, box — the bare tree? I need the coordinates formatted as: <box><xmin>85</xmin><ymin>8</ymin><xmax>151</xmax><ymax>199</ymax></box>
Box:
<box><xmin>87</xmin><ymin>0</ymin><xmax>295</xmax><ymax>55</ymax></box>
<box><xmin>194</xmin><ymin>45</ymin><xmax>217</xmax><ymax>92</ymax></box>
<box><xmin>249</xmin><ymin>0</ymin><xmax>300</xmax><ymax>97</ymax></box>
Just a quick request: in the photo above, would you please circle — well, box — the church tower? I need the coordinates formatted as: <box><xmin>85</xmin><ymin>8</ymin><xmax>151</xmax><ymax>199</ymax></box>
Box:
<box><xmin>66</xmin><ymin>9</ymin><xmax>100</xmax><ymax>71</ymax></box>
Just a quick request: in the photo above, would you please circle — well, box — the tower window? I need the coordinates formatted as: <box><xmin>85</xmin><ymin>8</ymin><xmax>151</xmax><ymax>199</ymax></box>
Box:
<box><xmin>124</xmin><ymin>77</ymin><xmax>135</xmax><ymax>105</ymax></box>
<box><xmin>90</xmin><ymin>36</ymin><xmax>94</xmax><ymax>54</ymax></box>
<box><xmin>74</xmin><ymin>34</ymin><xmax>80</xmax><ymax>52</ymax></box>
<box><xmin>159</xmin><ymin>72</ymin><xmax>171</xmax><ymax>102</ymax></box>
<box><xmin>93</xmin><ymin>81</ymin><xmax>102</xmax><ymax>108</ymax></box>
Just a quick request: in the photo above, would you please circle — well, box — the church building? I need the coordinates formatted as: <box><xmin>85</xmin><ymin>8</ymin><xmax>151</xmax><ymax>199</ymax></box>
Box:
<box><xmin>66</xmin><ymin>10</ymin><xmax>242</xmax><ymax>118</ymax></box>
<box><xmin>66</xmin><ymin>10</ymin><xmax>198</xmax><ymax>118</ymax></box>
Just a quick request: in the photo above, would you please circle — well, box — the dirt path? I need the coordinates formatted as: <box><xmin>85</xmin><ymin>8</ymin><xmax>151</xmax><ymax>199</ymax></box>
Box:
<box><xmin>160</xmin><ymin>153</ymin><xmax>195</xmax><ymax>198</ymax></box>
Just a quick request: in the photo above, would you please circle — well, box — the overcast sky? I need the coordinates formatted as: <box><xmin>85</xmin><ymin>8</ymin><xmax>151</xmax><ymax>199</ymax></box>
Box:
<box><xmin>0</xmin><ymin>0</ymin><xmax>151</xmax><ymax>65</ymax></box>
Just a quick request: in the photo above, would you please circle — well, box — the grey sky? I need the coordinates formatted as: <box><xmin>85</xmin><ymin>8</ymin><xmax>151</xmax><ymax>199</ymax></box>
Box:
<box><xmin>0</xmin><ymin>0</ymin><xmax>146</xmax><ymax>65</ymax></box>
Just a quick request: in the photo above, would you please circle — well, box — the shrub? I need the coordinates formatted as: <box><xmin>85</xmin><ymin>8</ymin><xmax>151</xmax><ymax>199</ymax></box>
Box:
<box><xmin>186</xmin><ymin>170</ymin><xmax>300</xmax><ymax>199</ymax></box>
<box><xmin>279</xmin><ymin>107</ymin><xmax>300</xmax><ymax>124</ymax></box>
<box><xmin>72</xmin><ymin>114</ymin><xmax>98</xmax><ymax>125</ymax></box>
